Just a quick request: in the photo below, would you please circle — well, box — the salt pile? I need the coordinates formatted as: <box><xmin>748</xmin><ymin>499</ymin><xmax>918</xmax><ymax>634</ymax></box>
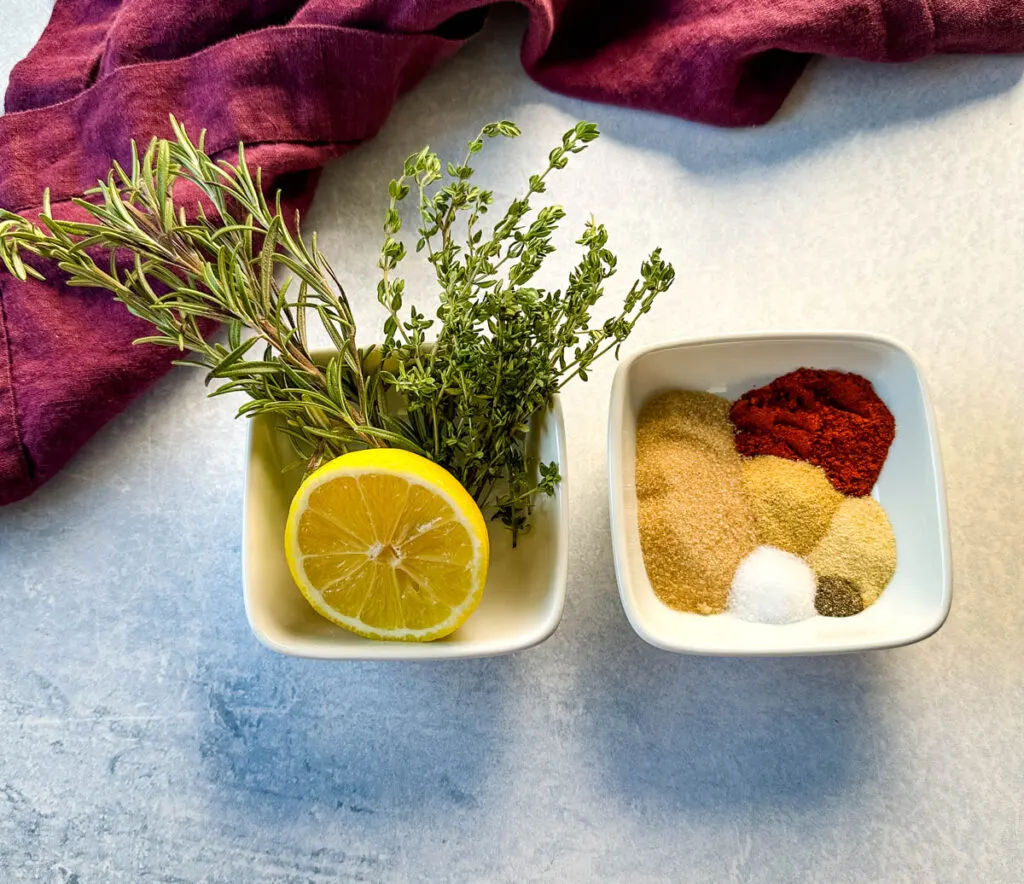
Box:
<box><xmin>728</xmin><ymin>545</ymin><xmax>817</xmax><ymax>624</ymax></box>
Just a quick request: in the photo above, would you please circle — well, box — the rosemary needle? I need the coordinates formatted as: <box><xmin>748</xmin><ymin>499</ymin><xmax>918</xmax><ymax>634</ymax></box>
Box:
<box><xmin>0</xmin><ymin>118</ymin><xmax>675</xmax><ymax>544</ymax></box>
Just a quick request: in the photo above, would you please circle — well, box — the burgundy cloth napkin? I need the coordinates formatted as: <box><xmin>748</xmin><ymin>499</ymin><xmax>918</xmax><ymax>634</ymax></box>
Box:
<box><xmin>1</xmin><ymin>0</ymin><xmax>1022</xmax><ymax>504</ymax></box>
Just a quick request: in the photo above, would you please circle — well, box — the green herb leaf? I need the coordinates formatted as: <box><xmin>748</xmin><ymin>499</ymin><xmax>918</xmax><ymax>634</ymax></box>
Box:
<box><xmin>0</xmin><ymin>117</ymin><xmax>674</xmax><ymax>545</ymax></box>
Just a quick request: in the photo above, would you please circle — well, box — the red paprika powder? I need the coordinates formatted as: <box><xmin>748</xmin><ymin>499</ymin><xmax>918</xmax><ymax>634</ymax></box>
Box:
<box><xmin>729</xmin><ymin>368</ymin><xmax>895</xmax><ymax>496</ymax></box>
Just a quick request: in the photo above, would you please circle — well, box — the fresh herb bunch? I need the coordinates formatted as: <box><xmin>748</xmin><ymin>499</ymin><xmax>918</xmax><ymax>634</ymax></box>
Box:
<box><xmin>375</xmin><ymin>121</ymin><xmax>675</xmax><ymax>536</ymax></box>
<box><xmin>0</xmin><ymin>118</ymin><xmax>675</xmax><ymax>542</ymax></box>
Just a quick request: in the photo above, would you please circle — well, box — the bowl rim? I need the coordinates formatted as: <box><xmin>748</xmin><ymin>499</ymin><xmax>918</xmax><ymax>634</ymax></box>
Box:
<box><xmin>607</xmin><ymin>329</ymin><xmax>953</xmax><ymax>656</ymax></box>
<box><xmin>242</xmin><ymin>394</ymin><xmax>570</xmax><ymax>660</ymax></box>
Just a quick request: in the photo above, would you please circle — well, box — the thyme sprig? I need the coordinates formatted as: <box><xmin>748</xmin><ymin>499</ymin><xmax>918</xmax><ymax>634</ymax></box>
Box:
<box><xmin>0</xmin><ymin>118</ymin><xmax>675</xmax><ymax>542</ymax></box>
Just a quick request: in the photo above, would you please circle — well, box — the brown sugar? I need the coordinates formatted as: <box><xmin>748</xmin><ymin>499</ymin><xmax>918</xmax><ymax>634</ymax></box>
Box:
<box><xmin>635</xmin><ymin>391</ymin><xmax>758</xmax><ymax>615</ymax></box>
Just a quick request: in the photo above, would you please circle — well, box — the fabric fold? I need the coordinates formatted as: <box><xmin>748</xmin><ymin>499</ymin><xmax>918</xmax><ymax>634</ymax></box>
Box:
<box><xmin>1</xmin><ymin>0</ymin><xmax>1023</xmax><ymax>504</ymax></box>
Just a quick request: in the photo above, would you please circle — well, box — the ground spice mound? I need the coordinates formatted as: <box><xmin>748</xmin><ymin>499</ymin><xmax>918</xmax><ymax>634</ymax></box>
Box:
<box><xmin>808</xmin><ymin>496</ymin><xmax>897</xmax><ymax>607</ymax></box>
<box><xmin>636</xmin><ymin>391</ymin><xmax>757</xmax><ymax>615</ymax></box>
<box><xmin>729</xmin><ymin>368</ymin><xmax>895</xmax><ymax>496</ymax></box>
<box><xmin>741</xmin><ymin>456</ymin><xmax>843</xmax><ymax>556</ymax></box>
<box><xmin>815</xmin><ymin>576</ymin><xmax>865</xmax><ymax>617</ymax></box>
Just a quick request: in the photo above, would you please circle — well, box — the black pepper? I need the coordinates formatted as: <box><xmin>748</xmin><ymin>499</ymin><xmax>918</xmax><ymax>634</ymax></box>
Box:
<box><xmin>815</xmin><ymin>575</ymin><xmax>865</xmax><ymax>618</ymax></box>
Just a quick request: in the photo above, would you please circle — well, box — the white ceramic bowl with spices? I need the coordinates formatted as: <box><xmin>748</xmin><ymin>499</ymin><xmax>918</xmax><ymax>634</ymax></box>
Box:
<box><xmin>608</xmin><ymin>331</ymin><xmax>951</xmax><ymax>656</ymax></box>
<box><xmin>243</xmin><ymin>360</ymin><xmax>569</xmax><ymax>660</ymax></box>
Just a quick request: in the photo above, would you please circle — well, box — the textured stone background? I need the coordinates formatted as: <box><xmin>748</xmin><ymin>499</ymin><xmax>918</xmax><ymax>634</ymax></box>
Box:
<box><xmin>2</xmin><ymin>3</ymin><xmax>1022</xmax><ymax>881</ymax></box>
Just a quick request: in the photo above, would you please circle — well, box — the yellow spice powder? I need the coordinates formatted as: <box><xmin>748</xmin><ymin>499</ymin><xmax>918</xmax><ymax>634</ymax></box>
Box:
<box><xmin>807</xmin><ymin>496</ymin><xmax>897</xmax><ymax>606</ymax></box>
<box><xmin>741</xmin><ymin>456</ymin><xmax>844</xmax><ymax>556</ymax></box>
<box><xmin>635</xmin><ymin>391</ymin><xmax>758</xmax><ymax>615</ymax></box>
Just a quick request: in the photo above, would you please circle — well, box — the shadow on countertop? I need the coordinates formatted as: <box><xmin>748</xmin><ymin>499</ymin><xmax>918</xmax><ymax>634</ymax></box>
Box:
<box><xmin>572</xmin><ymin>634</ymin><xmax>888</xmax><ymax>816</ymax></box>
<box><xmin>376</xmin><ymin>5</ymin><xmax>1024</xmax><ymax>178</ymax></box>
<box><xmin>553</xmin><ymin>474</ymin><xmax>891</xmax><ymax>817</ymax></box>
<box><xmin>597</xmin><ymin>52</ymin><xmax>1024</xmax><ymax>176</ymax></box>
<box><xmin>190</xmin><ymin>651</ymin><xmax>517</xmax><ymax>826</ymax></box>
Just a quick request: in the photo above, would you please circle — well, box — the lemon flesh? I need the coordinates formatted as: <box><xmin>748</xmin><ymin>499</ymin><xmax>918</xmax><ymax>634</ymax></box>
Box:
<box><xmin>284</xmin><ymin>450</ymin><xmax>490</xmax><ymax>641</ymax></box>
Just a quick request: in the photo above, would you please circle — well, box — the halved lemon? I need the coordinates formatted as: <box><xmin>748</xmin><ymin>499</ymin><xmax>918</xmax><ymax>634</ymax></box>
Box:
<box><xmin>284</xmin><ymin>449</ymin><xmax>490</xmax><ymax>641</ymax></box>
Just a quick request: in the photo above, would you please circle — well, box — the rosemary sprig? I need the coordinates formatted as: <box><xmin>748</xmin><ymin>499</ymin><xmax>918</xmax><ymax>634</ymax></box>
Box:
<box><xmin>0</xmin><ymin>118</ymin><xmax>675</xmax><ymax>542</ymax></box>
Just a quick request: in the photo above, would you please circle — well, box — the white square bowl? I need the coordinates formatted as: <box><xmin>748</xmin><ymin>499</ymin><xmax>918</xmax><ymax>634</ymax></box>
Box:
<box><xmin>608</xmin><ymin>331</ymin><xmax>951</xmax><ymax>656</ymax></box>
<box><xmin>243</xmin><ymin>393</ymin><xmax>568</xmax><ymax>660</ymax></box>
